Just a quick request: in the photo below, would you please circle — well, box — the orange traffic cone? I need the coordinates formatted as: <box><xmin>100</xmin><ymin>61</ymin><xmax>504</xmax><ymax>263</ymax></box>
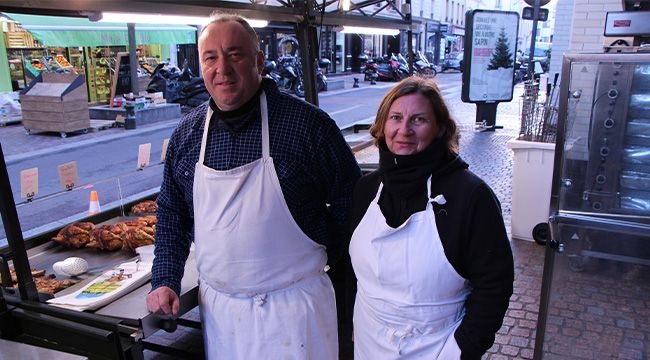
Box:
<box><xmin>89</xmin><ymin>190</ymin><xmax>101</xmax><ymax>215</ymax></box>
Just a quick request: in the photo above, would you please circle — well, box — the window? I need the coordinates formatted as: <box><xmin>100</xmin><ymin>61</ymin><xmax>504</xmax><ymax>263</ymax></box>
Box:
<box><xmin>446</xmin><ymin>0</ymin><xmax>450</xmax><ymax>21</ymax></box>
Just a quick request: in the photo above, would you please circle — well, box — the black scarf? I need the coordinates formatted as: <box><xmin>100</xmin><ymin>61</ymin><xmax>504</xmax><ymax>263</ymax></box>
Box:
<box><xmin>377</xmin><ymin>138</ymin><xmax>460</xmax><ymax>227</ymax></box>
<box><xmin>378</xmin><ymin>138</ymin><xmax>449</xmax><ymax>197</ymax></box>
<box><xmin>209</xmin><ymin>85</ymin><xmax>263</xmax><ymax>132</ymax></box>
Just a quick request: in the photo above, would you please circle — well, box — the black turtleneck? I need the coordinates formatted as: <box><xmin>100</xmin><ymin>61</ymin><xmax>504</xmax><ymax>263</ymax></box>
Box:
<box><xmin>377</xmin><ymin>138</ymin><xmax>464</xmax><ymax>228</ymax></box>
<box><xmin>208</xmin><ymin>85</ymin><xmax>263</xmax><ymax>132</ymax></box>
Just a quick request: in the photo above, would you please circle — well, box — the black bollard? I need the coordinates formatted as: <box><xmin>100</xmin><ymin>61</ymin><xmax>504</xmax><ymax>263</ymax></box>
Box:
<box><xmin>124</xmin><ymin>102</ymin><xmax>136</xmax><ymax>130</ymax></box>
<box><xmin>353</xmin><ymin>77</ymin><xmax>359</xmax><ymax>88</ymax></box>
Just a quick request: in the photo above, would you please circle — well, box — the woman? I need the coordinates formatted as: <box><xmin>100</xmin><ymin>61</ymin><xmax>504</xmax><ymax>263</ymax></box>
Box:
<box><xmin>349</xmin><ymin>77</ymin><xmax>514</xmax><ymax>359</ymax></box>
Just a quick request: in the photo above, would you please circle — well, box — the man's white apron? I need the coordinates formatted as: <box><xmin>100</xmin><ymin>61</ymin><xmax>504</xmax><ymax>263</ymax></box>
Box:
<box><xmin>193</xmin><ymin>92</ymin><xmax>338</xmax><ymax>359</ymax></box>
<box><xmin>349</xmin><ymin>178</ymin><xmax>470</xmax><ymax>359</ymax></box>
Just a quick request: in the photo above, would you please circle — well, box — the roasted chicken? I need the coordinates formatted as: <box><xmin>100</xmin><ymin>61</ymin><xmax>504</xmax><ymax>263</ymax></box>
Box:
<box><xmin>7</xmin><ymin>268</ymin><xmax>77</xmax><ymax>294</ymax></box>
<box><xmin>122</xmin><ymin>225</ymin><xmax>155</xmax><ymax>252</ymax></box>
<box><xmin>131</xmin><ymin>200</ymin><xmax>158</xmax><ymax>214</ymax></box>
<box><xmin>87</xmin><ymin>223</ymin><xmax>128</xmax><ymax>251</ymax></box>
<box><xmin>51</xmin><ymin>222</ymin><xmax>95</xmax><ymax>248</ymax></box>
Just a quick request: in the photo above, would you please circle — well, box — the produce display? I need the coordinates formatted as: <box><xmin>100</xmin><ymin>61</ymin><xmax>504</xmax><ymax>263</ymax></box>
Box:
<box><xmin>9</xmin><ymin>268</ymin><xmax>78</xmax><ymax>294</ymax></box>
<box><xmin>30</xmin><ymin>60</ymin><xmax>45</xmax><ymax>70</ymax></box>
<box><xmin>52</xmin><ymin>216</ymin><xmax>157</xmax><ymax>252</ymax></box>
<box><xmin>55</xmin><ymin>55</ymin><xmax>72</xmax><ymax>68</ymax></box>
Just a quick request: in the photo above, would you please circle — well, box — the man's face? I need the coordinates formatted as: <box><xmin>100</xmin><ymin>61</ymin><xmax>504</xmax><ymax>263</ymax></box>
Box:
<box><xmin>199</xmin><ymin>21</ymin><xmax>264</xmax><ymax>111</ymax></box>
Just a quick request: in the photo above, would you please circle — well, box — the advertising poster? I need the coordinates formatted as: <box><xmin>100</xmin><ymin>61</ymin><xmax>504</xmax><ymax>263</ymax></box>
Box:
<box><xmin>462</xmin><ymin>10</ymin><xmax>519</xmax><ymax>103</ymax></box>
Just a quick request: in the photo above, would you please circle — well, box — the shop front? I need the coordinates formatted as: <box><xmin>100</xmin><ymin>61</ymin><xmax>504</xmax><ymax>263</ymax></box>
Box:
<box><xmin>425</xmin><ymin>21</ymin><xmax>442</xmax><ymax>65</ymax></box>
<box><xmin>1</xmin><ymin>13</ymin><xmax>196</xmax><ymax>104</ymax></box>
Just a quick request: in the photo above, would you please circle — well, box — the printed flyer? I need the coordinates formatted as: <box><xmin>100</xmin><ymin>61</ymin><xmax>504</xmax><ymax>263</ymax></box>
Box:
<box><xmin>48</xmin><ymin>261</ymin><xmax>151</xmax><ymax>311</ymax></box>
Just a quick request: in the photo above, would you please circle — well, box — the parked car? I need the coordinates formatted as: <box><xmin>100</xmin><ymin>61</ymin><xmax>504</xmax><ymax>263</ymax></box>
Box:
<box><xmin>442</xmin><ymin>52</ymin><xmax>463</xmax><ymax>72</ymax></box>
<box><xmin>523</xmin><ymin>42</ymin><xmax>552</xmax><ymax>72</ymax></box>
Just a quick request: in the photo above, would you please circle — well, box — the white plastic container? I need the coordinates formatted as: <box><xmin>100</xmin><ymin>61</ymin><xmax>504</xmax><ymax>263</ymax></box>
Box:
<box><xmin>136</xmin><ymin>244</ymin><xmax>155</xmax><ymax>264</ymax></box>
<box><xmin>507</xmin><ymin>139</ymin><xmax>556</xmax><ymax>242</ymax></box>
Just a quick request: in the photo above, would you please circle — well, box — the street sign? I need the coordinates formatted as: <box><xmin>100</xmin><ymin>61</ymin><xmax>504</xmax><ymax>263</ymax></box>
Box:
<box><xmin>439</xmin><ymin>24</ymin><xmax>449</xmax><ymax>33</ymax></box>
<box><xmin>522</xmin><ymin>7</ymin><xmax>549</xmax><ymax>21</ymax></box>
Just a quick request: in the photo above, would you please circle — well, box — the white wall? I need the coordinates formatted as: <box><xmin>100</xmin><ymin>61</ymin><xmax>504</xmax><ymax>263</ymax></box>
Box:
<box><xmin>548</xmin><ymin>0</ymin><xmax>574</xmax><ymax>77</ymax></box>
<box><xmin>549</xmin><ymin>0</ymin><xmax>623</xmax><ymax>77</ymax></box>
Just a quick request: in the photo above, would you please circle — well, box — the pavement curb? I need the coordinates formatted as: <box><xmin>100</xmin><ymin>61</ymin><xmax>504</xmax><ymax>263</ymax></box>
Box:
<box><xmin>4</xmin><ymin>120</ymin><xmax>180</xmax><ymax>166</ymax></box>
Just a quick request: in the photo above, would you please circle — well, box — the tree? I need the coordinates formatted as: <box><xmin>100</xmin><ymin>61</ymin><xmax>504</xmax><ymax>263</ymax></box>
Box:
<box><xmin>487</xmin><ymin>27</ymin><xmax>514</xmax><ymax>70</ymax></box>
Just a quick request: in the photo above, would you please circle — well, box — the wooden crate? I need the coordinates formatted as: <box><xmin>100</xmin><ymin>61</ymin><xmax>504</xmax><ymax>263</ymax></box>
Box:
<box><xmin>4</xmin><ymin>31</ymin><xmax>38</xmax><ymax>48</ymax></box>
<box><xmin>19</xmin><ymin>72</ymin><xmax>90</xmax><ymax>136</ymax></box>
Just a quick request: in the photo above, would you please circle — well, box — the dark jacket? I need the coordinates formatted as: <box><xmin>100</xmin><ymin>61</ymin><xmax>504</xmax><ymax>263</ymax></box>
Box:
<box><xmin>348</xmin><ymin>139</ymin><xmax>514</xmax><ymax>359</ymax></box>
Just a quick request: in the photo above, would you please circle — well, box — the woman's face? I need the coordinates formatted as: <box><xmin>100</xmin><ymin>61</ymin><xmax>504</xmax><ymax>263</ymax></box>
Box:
<box><xmin>383</xmin><ymin>93</ymin><xmax>438</xmax><ymax>155</ymax></box>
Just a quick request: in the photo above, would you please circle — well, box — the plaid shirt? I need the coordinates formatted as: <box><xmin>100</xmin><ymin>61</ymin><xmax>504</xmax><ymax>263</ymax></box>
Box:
<box><xmin>152</xmin><ymin>79</ymin><xmax>361</xmax><ymax>294</ymax></box>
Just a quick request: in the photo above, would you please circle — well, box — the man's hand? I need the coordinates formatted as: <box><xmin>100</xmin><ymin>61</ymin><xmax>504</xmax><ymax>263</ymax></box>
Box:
<box><xmin>146</xmin><ymin>286</ymin><xmax>180</xmax><ymax>316</ymax></box>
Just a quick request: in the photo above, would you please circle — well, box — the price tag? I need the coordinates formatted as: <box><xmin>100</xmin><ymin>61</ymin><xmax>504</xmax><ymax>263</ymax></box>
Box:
<box><xmin>137</xmin><ymin>143</ymin><xmax>151</xmax><ymax>170</ymax></box>
<box><xmin>20</xmin><ymin>167</ymin><xmax>38</xmax><ymax>201</ymax></box>
<box><xmin>57</xmin><ymin>161</ymin><xmax>79</xmax><ymax>191</ymax></box>
<box><xmin>160</xmin><ymin>138</ymin><xmax>170</xmax><ymax>163</ymax></box>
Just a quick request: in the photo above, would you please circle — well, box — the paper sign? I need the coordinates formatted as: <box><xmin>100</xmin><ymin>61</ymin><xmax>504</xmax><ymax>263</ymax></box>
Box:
<box><xmin>20</xmin><ymin>167</ymin><xmax>38</xmax><ymax>200</ymax></box>
<box><xmin>57</xmin><ymin>161</ymin><xmax>79</xmax><ymax>191</ymax></box>
<box><xmin>137</xmin><ymin>143</ymin><xmax>151</xmax><ymax>170</ymax></box>
<box><xmin>160</xmin><ymin>138</ymin><xmax>170</xmax><ymax>163</ymax></box>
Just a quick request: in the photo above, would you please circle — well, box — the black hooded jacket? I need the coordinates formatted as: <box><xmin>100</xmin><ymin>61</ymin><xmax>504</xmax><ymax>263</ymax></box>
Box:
<box><xmin>348</xmin><ymin>138</ymin><xmax>514</xmax><ymax>359</ymax></box>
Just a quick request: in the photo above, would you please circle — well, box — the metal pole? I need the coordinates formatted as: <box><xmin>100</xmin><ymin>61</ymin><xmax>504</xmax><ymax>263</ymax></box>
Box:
<box><xmin>527</xmin><ymin>0</ymin><xmax>540</xmax><ymax>81</ymax></box>
<box><xmin>296</xmin><ymin>0</ymin><xmax>318</xmax><ymax>106</ymax></box>
<box><xmin>405</xmin><ymin>0</ymin><xmax>414</xmax><ymax>74</ymax></box>
<box><xmin>0</xmin><ymin>144</ymin><xmax>38</xmax><ymax>301</ymax></box>
<box><xmin>407</xmin><ymin>30</ymin><xmax>414</xmax><ymax>74</ymax></box>
<box><xmin>127</xmin><ymin>23</ymin><xmax>139</xmax><ymax>94</ymax></box>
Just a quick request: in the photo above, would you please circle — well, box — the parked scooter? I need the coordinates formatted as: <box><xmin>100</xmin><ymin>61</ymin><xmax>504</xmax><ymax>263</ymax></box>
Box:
<box><xmin>414</xmin><ymin>51</ymin><xmax>437</xmax><ymax>77</ymax></box>
<box><xmin>364</xmin><ymin>54</ymin><xmax>406</xmax><ymax>82</ymax></box>
<box><xmin>394</xmin><ymin>53</ymin><xmax>410</xmax><ymax>79</ymax></box>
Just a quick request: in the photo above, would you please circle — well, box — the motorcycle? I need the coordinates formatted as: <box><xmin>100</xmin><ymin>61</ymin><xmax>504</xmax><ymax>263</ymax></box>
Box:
<box><xmin>268</xmin><ymin>56</ymin><xmax>305</xmax><ymax>97</ymax></box>
<box><xmin>266</xmin><ymin>56</ymin><xmax>328</xmax><ymax>97</ymax></box>
<box><xmin>146</xmin><ymin>61</ymin><xmax>209</xmax><ymax>107</ymax></box>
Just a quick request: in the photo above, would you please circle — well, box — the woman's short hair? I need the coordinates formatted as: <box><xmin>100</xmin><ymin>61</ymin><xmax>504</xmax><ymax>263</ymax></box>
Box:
<box><xmin>370</xmin><ymin>76</ymin><xmax>459</xmax><ymax>154</ymax></box>
<box><xmin>200</xmin><ymin>12</ymin><xmax>260</xmax><ymax>53</ymax></box>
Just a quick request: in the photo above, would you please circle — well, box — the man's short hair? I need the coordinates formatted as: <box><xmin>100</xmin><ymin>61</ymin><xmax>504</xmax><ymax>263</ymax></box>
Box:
<box><xmin>200</xmin><ymin>12</ymin><xmax>261</xmax><ymax>53</ymax></box>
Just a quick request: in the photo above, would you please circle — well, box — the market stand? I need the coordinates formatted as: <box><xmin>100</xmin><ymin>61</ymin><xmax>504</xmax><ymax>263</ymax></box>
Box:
<box><xmin>0</xmin><ymin>142</ymin><xmax>202</xmax><ymax>359</ymax></box>
<box><xmin>0</xmin><ymin>1</ymin><xmax>406</xmax><ymax>358</ymax></box>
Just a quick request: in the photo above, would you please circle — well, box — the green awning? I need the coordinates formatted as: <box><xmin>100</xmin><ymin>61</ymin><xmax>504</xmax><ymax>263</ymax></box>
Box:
<box><xmin>3</xmin><ymin>13</ymin><xmax>196</xmax><ymax>47</ymax></box>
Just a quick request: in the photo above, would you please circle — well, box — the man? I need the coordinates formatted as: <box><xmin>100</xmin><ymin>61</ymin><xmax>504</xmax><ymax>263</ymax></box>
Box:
<box><xmin>146</xmin><ymin>13</ymin><xmax>360</xmax><ymax>359</ymax></box>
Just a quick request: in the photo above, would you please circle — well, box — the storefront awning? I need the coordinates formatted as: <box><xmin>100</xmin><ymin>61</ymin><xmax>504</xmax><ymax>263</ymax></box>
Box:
<box><xmin>3</xmin><ymin>13</ymin><xmax>196</xmax><ymax>47</ymax></box>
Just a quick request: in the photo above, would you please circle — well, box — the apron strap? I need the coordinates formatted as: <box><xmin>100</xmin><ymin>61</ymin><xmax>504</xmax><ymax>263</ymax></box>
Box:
<box><xmin>199</xmin><ymin>106</ymin><xmax>212</xmax><ymax>165</ymax></box>
<box><xmin>199</xmin><ymin>89</ymin><xmax>270</xmax><ymax>164</ymax></box>
<box><xmin>260</xmin><ymin>91</ymin><xmax>270</xmax><ymax>159</ymax></box>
